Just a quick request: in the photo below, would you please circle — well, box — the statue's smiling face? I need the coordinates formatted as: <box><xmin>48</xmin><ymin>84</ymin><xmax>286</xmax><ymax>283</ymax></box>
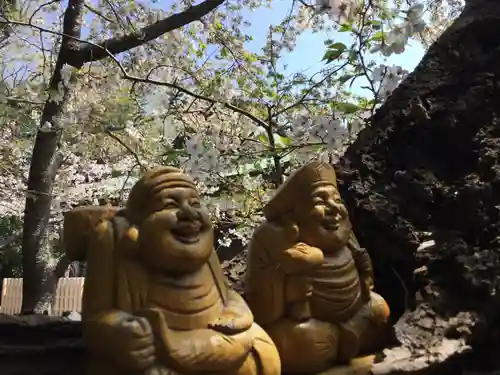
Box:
<box><xmin>138</xmin><ymin>187</ymin><xmax>214</xmax><ymax>272</ymax></box>
<box><xmin>295</xmin><ymin>184</ymin><xmax>352</xmax><ymax>253</ymax></box>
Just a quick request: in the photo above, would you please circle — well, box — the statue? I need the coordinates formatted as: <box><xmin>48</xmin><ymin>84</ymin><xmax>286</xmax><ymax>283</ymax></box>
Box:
<box><xmin>63</xmin><ymin>167</ymin><xmax>281</xmax><ymax>375</ymax></box>
<box><xmin>245</xmin><ymin>161</ymin><xmax>390</xmax><ymax>374</ymax></box>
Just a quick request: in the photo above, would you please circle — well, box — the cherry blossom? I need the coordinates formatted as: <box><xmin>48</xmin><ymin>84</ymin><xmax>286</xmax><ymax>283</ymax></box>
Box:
<box><xmin>372</xmin><ymin>64</ymin><xmax>407</xmax><ymax>99</ymax></box>
<box><xmin>186</xmin><ymin>136</ymin><xmax>205</xmax><ymax>158</ymax></box>
<box><xmin>202</xmin><ymin>149</ymin><xmax>221</xmax><ymax>170</ymax></box>
<box><xmin>406</xmin><ymin>3</ymin><xmax>426</xmax><ymax>34</ymax></box>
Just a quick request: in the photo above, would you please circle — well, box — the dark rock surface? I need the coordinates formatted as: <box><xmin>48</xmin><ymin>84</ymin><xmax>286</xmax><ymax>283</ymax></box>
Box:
<box><xmin>334</xmin><ymin>0</ymin><xmax>500</xmax><ymax>372</ymax></box>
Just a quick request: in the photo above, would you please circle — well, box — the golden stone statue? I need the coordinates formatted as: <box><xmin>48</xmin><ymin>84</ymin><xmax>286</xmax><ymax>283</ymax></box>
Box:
<box><xmin>245</xmin><ymin>161</ymin><xmax>390</xmax><ymax>374</ymax></box>
<box><xmin>64</xmin><ymin>167</ymin><xmax>281</xmax><ymax>375</ymax></box>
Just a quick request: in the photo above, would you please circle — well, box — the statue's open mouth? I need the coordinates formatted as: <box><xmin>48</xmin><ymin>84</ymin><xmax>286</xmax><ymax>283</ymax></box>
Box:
<box><xmin>321</xmin><ymin>220</ymin><xmax>339</xmax><ymax>231</ymax></box>
<box><xmin>172</xmin><ymin>222</ymin><xmax>202</xmax><ymax>244</ymax></box>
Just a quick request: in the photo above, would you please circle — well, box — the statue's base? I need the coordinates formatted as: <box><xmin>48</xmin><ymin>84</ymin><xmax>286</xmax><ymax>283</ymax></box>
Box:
<box><xmin>316</xmin><ymin>355</ymin><xmax>376</xmax><ymax>375</ymax></box>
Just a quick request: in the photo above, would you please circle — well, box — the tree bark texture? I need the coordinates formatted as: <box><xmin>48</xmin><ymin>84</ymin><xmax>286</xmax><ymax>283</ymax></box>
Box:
<box><xmin>335</xmin><ymin>0</ymin><xmax>500</xmax><ymax>372</ymax></box>
<box><xmin>21</xmin><ymin>0</ymin><xmax>226</xmax><ymax>312</ymax></box>
<box><xmin>21</xmin><ymin>0</ymin><xmax>84</xmax><ymax>313</ymax></box>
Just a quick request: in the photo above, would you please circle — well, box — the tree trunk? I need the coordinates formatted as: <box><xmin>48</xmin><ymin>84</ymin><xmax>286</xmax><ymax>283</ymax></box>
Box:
<box><xmin>21</xmin><ymin>0</ymin><xmax>84</xmax><ymax>313</ymax></box>
<box><xmin>336</xmin><ymin>0</ymin><xmax>500</xmax><ymax>372</ymax></box>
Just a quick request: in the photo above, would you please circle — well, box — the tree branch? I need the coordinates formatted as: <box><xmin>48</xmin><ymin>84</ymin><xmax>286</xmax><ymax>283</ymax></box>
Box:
<box><xmin>83</xmin><ymin>2</ymin><xmax>115</xmax><ymax>24</ymax></box>
<box><xmin>66</xmin><ymin>0</ymin><xmax>225</xmax><ymax>67</ymax></box>
<box><xmin>123</xmin><ymin>73</ymin><xmax>271</xmax><ymax>130</ymax></box>
<box><xmin>105</xmin><ymin>129</ymin><xmax>145</xmax><ymax>171</ymax></box>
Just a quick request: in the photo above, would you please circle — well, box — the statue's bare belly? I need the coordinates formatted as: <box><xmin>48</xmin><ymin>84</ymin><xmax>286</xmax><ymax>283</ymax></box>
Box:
<box><xmin>147</xmin><ymin>264</ymin><xmax>223</xmax><ymax>330</ymax></box>
<box><xmin>310</xmin><ymin>247</ymin><xmax>363</xmax><ymax>323</ymax></box>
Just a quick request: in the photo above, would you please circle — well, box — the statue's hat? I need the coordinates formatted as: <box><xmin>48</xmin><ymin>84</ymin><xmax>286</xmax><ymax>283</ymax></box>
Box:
<box><xmin>263</xmin><ymin>161</ymin><xmax>337</xmax><ymax>221</ymax></box>
<box><xmin>127</xmin><ymin>167</ymin><xmax>197</xmax><ymax>224</ymax></box>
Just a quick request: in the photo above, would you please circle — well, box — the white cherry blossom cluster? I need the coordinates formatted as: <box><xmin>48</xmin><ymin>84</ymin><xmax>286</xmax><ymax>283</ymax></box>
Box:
<box><xmin>296</xmin><ymin>0</ymin><xmax>427</xmax><ymax>57</ymax></box>
<box><xmin>291</xmin><ymin>112</ymin><xmax>350</xmax><ymax>148</ymax></box>
<box><xmin>373</xmin><ymin>3</ymin><xmax>426</xmax><ymax>56</ymax></box>
<box><xmin>315</xmin><ymin>0</ymin><xmax>358</xmax><ymax>24</ymax></box>
<box><xmin>295</xmin><ymin>0</ymin><xmax>358</xmax><ymax>29</ymax></box>
<box><xmin>183</xmin><ymin>119</ymin><xmax>248</xmax><ymax>179</ymax></box>
<box><xmin>185</xmin><ymin>135</ymin><xmax>221</xmax><ymax>175</ymax></box>
<box><xmin>372</xmin><ymin>64</ymin><xmax>408</xmax><ymax>99</ymax></box>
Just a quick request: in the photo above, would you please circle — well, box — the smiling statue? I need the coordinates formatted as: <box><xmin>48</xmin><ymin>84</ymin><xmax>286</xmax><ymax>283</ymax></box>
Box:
<box><xmin>63</xmin><ymin>167</ymin><xmax>280</xmax><ymax>375</ymax></box>
<box><xmin>245</xmin><ymin>161</ymin><xmax>390</xmax><ymax>374</ymax></box>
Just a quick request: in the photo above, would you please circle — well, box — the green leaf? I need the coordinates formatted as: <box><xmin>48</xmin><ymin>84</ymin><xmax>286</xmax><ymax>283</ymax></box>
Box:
<box><xmin>322</xmin><ymin>43</ymin><xmax>347</xmax><ymax>63</ymax></box>
<box><xmin>339</xmin><ymin>23</ymin><xmax>353</xmax><ymax>32</ymax></box>
<box><xmin>336</xmin><ymin>102</ymin><xmax>361</xmax><ymax>114</ymax></box>
<box><xmin>323</xmin><ymin>50</ymin><xmax>343</xmax><ymax>63</ymax></box>
<box><xmin>236</xmin><ymin>76</ymin><xmax>247</xmax><ymax>87</ymax></box>
<box><xmin>327</xmin><ymin>42</ymin><xmax>347</xmax><ymax>50</ymax></box>
<box><xmin>348</xmin><ymin>50</ymin><xmax>358</xmax><ymax>62</ymax></box>
<box><xmin>338</xmin><ymin>74</ymin><xmax>354</xmax><ymax>84</ymax></box>
<box><xmin>220</xmin><ymin>47</ymin><xmax>229</xmax><ymax>58</ymax></box>
<box><xmin>258</xmin><ymin>134</ymin><xmax>269</xmax><ymax>145</ymax></box>
<box><xmin>372</xmin><ymin>31</ymin><xmax>384</xmax><ymax>41</ymax></box>
<box><xmin>311</xmin><ymin>144</ymin><xmax>325</xmax><ymax>152</ymax></box>
<box><xmin>276</xmin><ymin>135</ymin><xmax>292</xmax><ymax>146</ymax></box>
<box><xmin>368</xmin><ymin>20</ymin><xmax>382</xmax><ymax>29</ymax></box>
<box><xmin>243</xmin><ymin>52</ymin><xmax>257</xmax><ymax>63</ymax></box>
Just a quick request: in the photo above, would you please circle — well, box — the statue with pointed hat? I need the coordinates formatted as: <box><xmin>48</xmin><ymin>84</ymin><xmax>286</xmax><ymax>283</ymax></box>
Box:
<box><xmin>245</xmin><ymin>161</ymin><xmax>391</xmax><ymax>374</ymax></box>
<box><xmin>63</xmin><ymin>166</ymin><xmax>281</xmax><ymax>375</ymax></box>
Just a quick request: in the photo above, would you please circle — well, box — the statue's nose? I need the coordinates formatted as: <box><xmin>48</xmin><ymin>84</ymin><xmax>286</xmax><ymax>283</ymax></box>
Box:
<box><xmin>177</xmin><ymin>203</ymin><xmax>199</xmax><ymax>221</ymax></box>
<box><xmin>325</xmin><ymin>200</ymin><xmax>347</xmax><ymax>218</ymax></box>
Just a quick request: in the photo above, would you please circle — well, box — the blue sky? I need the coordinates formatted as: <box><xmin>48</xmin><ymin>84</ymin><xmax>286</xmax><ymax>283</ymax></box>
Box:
<box><xmin>237</xmin><ymin>0</ymin><xmax>425</xmax><ymax>94</ymax></box>
<box><xmin>146</xmin><ymin>0</ymin><xmax>425</xmax><ymax>80</ymax></box>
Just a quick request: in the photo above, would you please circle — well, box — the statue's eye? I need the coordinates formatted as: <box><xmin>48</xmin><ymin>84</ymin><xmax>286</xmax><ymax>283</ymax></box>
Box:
<box><xmin>163</xmin><ymin>200</ymin><xmax>178</xmax><ymax>209</ymax></box>
<box><xmin>190</xmin><ymin>199</ymin><xmax>201</xmax><ymax>208</ymax></box>
<box><xmin>313</xmin><ymin>198</ymin><xmax>324</xmax><ymax>205</ymax></box>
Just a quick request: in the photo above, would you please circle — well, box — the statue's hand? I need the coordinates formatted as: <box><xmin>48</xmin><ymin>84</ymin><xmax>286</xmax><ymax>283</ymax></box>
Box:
<box><xmin>208</xmin><ymin>312</ymin><xmax>252</xmax><ymax>335</ymax></box>
<box><xmin>208</xmin><ymin>289</ymin><xmax>253</xmax><ymax>335</ymax></box>
<box><xmin>361</xmin><ymin>276</ymin><xmax>374</xmax><ymax>301</ymax></box>
<box><xmin>285</xmin><ymin>274</ymin><xmax>312</xmax><ymax>303</ymax></box>
<box><xmin>280</xmin><ymin>242</ymin><xmax>324</xmax><ymax>274</ymax></box>
<box><xmin>113</xmin><ymin>314</ymin><xmax>156</xmax><ymax>371</ymax></box>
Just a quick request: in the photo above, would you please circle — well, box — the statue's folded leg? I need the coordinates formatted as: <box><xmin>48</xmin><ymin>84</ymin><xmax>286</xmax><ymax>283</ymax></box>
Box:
<box><xmin>232</xmin><ymin>323</ymin><xmax>281</xmax><ymax>375</ymax></box>
<box><xmin>359</xmin><ymin>292</ymin><xmax>391</xmax><ymax>354</ymax></box>
<box><xmin>265</xmin><ymin>318</ymin><xmax>339</xmax><ymax>374</ymax></box>
<box><xmin>338</xmin><ymin>292</ymin><xmax>391</xmax><ymax>361</ymax></box>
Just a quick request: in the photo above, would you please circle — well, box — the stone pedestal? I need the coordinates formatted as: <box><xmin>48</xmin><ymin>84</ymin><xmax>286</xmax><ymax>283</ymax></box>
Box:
<box><xmin>0</xmin><ymin>316</ymin><xmax>83</xmax><ymax>375</ymax></box>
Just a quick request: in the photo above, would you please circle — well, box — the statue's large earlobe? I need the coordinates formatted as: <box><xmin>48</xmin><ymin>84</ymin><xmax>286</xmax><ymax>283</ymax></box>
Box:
<box><xmin>281</xmin><ymin>214</ymin><xmax>299</xmax><ymax>242</ymax></box>
<box><xmin>348</xmin><ymin>232</ymin><xmax>361</xmax><ymax>248</ymax></box>
<box><xmin>207</xmin><ymin>250</ymin><xmax>229</xmax><ymax>304</ymax></box>
<box><xmin>120</xmin><ymin>225</ymin><xmax>140</xmax><ymax>258</ymax></box>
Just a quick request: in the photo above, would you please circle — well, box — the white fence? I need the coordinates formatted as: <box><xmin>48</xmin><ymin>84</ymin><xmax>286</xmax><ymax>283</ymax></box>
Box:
<box><xmin>0</xmin><ymin>277</ymin><xmax>85</xmax><ymax>316</ymax></box>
